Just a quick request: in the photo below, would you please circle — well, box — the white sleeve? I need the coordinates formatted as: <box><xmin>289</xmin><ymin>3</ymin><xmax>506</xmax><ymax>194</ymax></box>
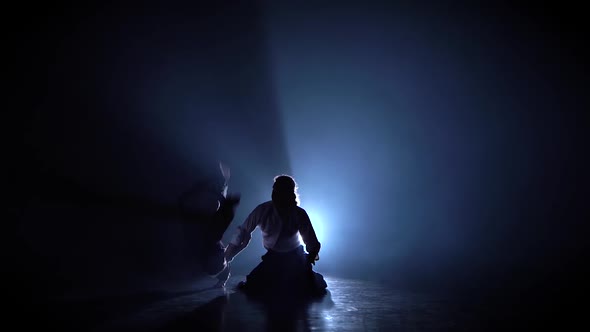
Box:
<box><xmin>229</xmin><ymin>206</ymin><xmax>259</xmax><ymax>251</ymax></box>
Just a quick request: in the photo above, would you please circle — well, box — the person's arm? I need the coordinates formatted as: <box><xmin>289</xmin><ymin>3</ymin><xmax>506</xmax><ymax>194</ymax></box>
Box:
<box><xmin>298</xmin><ymin>209</ymin><xmax>321</xmax><ymax>264</ymax></box>
<box><xmin>224</xmin><ymin>205</ymin><xmax>259</xmax><ymax>262</ymax></box>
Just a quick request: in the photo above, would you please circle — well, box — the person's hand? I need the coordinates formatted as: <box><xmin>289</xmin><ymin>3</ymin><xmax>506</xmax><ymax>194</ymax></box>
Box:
<box><xmin>307</xmin><ymin>252</ymin><xmax>319</xmax><ymax>265</ymax></box>
<box><xmin>219</xmin><ymin>162</ymin><xmax>231</xmax><ymax>182</ymax></box>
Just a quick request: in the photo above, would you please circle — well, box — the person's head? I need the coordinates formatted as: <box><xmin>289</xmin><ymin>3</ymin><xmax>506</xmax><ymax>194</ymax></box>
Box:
<box><xmin>272</xmin><ymin>174</ymin><xmax>300</xmax><ymax>207</ymax></box>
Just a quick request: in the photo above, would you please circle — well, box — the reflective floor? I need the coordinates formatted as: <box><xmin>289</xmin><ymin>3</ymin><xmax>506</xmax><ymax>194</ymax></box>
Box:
<box><xmin>91</xmin><ymin>277</ymin><xmax>470</xmax><ymax>331</ymax></box>
<box><xmin>33</xmin><ymin>275</ymin><xmax>552</xmax><ymax>331</ymax></box>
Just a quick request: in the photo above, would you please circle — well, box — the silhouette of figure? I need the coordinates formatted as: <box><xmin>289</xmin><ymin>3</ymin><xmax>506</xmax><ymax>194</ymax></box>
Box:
<box><xmin>178</xmin><ymin>161</ymin><xmax>240</xmax><ymax>288</ymax></box>
<box><xmin>225</xmin><ymin>175</ymin><xmax>327</xmax><ymax>298</ymax></box>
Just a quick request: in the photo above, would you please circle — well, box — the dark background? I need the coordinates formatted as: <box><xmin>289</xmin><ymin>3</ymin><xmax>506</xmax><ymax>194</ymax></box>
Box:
<box><xmin>10</xmin><ymin>0</ymin><xmax>588</xmax><ymax>324</ymax></box>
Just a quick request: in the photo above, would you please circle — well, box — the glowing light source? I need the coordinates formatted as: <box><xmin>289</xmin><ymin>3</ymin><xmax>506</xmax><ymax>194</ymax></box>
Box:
<box><xmin>305</xmin><ymin>208</ymin><xmax>326</xmax><ymax>243</ymax></box>
<box><xmin>298</xmin><ymin>206</ymin><xmax>327</xmax><ymax>251</ymax></box>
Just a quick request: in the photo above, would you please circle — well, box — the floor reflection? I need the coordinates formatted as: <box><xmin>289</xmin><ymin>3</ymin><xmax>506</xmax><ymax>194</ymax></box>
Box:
<box><xmin>37</xmin><ymin>276</ymin><xmax>548</xmax><ymax>331</ymax></box>
<box><xmin>257</xmin><ymin>290</ymin><xmax>335</xmax><ymax>332</ymax></box>
<box><xmin>157</xmin><ymin>289</ymin><xmax>335</xmax><ymax>332</ymax></box>
<box><xmin>102</xmin><ymin>276</ymin><xmax>469</xmax><ymax>331</ymax></box>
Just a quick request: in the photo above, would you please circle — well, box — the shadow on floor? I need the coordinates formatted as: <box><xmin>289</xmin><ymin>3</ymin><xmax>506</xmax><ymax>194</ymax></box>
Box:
<box><xmin>157</xmin><ymin>290</ymin><xmax>334</xmax><ymax>332</ymax></box>
<box><xmin>33</xmin><ymin>287</ymin><xmax>222</xmax><ymax>332</ymax></box>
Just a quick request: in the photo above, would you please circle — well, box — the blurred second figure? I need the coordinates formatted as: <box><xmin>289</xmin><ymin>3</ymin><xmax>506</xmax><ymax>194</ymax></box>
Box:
<box><xmin>178</xmin><ymin>161</ymin><xmax>240</xmax><ymax>288</ymax></box>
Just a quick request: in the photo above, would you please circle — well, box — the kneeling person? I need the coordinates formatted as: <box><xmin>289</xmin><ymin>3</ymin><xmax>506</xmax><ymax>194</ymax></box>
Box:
<box><xmin>225</xmin><ymin>175</ymin><xmax>327</xmax><ymax>297</ymax></box>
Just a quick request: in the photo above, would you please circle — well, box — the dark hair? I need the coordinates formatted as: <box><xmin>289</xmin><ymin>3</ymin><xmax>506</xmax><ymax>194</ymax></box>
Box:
<box><xmin>272</xmin><ymin>174</ymin><xmax>300</xmax><ymax>206</ymax></box>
